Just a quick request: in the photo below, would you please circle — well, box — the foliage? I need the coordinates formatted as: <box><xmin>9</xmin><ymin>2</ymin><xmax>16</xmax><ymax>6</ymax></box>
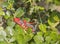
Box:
<box><xmin>0</xmin><ymin>0</ymin><xmax>60</xmax><ymax>44</ymax></box>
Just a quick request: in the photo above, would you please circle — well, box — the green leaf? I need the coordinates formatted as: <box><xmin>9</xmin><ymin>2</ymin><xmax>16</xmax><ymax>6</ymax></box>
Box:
<box><xmin>8</xmin><ymin>0</ymin><xmax>14</xmax><ymax>4</ymax></box>
<box><xmin>39</xmin><ymin>23</ymin><xmax>47</xmax><ymax>33</ymax></box>
<box><xmin>48</xmin><ymin>16</ymin><xmax>60</xmax><ymax>28</ymax></box>
<box><xmin>45</xmin><ymin>36</ymin><xmax>52</xmax><ymax>44</ymax></box>
<box><xmin>44</xmin><ymin>31</ymin><xmax>51</xmax><ymax>37</ymax></box>
<box><xmin>34</xmin><ymin>32</ymin><xmax>44</xmax><ymax>44</ymax></box>
<box><xmin>6</xmin><ymin>11</ymin><xmax>11</xmax><ymax>16</ymax></box>
<box><xmin>16</xmin><ymin>34</ymin><xmax>25</xmax><ymax>44</ymax></box>
<box><xmin>14</xmin><ymin>25</ymin><xmax>26</xmax><ymax>44</ymax></box>
<box><xmin>48</xmin><ymin>17</ymin><xmax>58</xmax><ymax>27</ymax></box>
<box><xmin>0</xmin><ymin>41</ymin><xmax>7</xmax><ymax>44</ymax></box>
<box><xmin>30</xmin><ymin>41</ymin><xmax>35</xmax><ymax>44</ymax></box>
<box><xmin>7</xmin><ymin>20</ymin><xmax>15</xmax><ymax>27</ymax></box>
<box><xmin>51</xmin><ymin>11</ymin><xmax>60</xmax><ymax>21</ymax></box>
<box><xmin>34</xmin><ymin>6</ymin><xmax>44</xmax><ymax>12</ymax></box>
<box><xmin>54</xmin><ymin>0</ymin><xmax>60</xmax><ymax>5</ymax></box>
<box><xmin>53</xmin><ymin>15</ymin><xmax>59</xmax><ymax>21</ymax></box>
<box><xmin>4</xmin><ymin>11</ymin><xmax>11</xmax><ymax>19</ymax></box>
<box><xmin>39</xmin><ymin>6</ymin><xmax>45</xmax><ymax>11</ymax></box>
<box><xmin>15</xmin><ymin>25</ymin><xmax>25</xmax><ymax>35</ymax></box>
<box><xmin>14</xmin><ymin>25</ymin><xmax>34</xmax><ymax>44</ymax></box>
<box><xmin>4</xmin><ymin>15</ymin><xmax>10</xmax><ymax>19</ymax></box>
<box><xmin>14</xmin><ymin>7</ymin><xmax>25</xmax><ymax>17</ymax></box>
<box><xmin>24</xmin><ymin>33</ymin><xmax>34</xmax><ymax>43</ymax></box>
<box><xmin>6</xmin><ymin>26</ymin><xmax>14</xmax><ymax>36</ymax></box>
<box><xmin>27</xmin><ymin>28</ymin><xmax>32</xmax><ymax>34</ymax></box>
<box><xmin>0</xmin><ymin>10</ymin><xmax>5</xmax><ymax>16</ymax></box>
<box><xmin>2</xmin><ymin>2</ymin><xmax>9</xmax><ymax>7</ymax></box>
<box><xmin>50</xmin><ymin>31</ymin><xmax>58</xmax><ymax>41</ymax></box>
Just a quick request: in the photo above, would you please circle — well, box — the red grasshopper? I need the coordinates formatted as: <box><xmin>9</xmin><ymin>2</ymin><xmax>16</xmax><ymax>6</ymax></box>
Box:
<box><xmin>13</xmin><ymin>18</ymin><xmax>35</xmax><ymax>32</ymax></box>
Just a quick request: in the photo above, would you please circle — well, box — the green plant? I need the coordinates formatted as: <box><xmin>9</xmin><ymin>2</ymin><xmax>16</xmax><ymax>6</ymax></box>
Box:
<box><xmin>0</xmin><ymin>0</ymin><xmax>60</xmax><ymax>44</ymax></box>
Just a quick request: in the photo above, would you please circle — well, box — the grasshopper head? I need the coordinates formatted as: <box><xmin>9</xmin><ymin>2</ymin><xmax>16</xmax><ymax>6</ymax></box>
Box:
<box><xmin>13</xmin><ymin>18</ymin><xmax>20</xmax><ymax>23</ymax></box>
